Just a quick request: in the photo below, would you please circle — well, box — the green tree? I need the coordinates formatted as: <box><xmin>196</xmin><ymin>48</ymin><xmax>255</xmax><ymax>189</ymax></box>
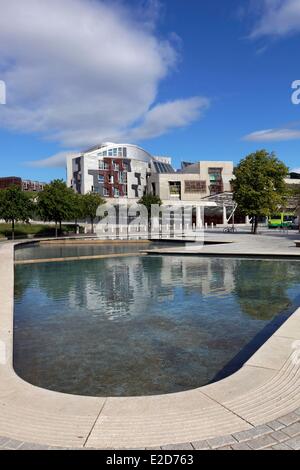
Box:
<box><xmin>82</xmin><ymin>192</ymin><xmax>105</xmax><ymax>234</ymax></box>
<box><xmin>138</xmin><ymin>194</ymin><xmax>162</xmax><ymax>214</ymax></box>
<box><xmin>232</xmin><ymin>150</ymin><xmax>289</xmax><ymax>234</ymax></box>
<box><xmin>0</xmin><ymin>186</ymin><xmax>34</xmax><ymax>240</ymax></box>
<box><xmin>37</xmin><ymin>180</ymin><xmax>75</xmax><ymax>237</ymax></box>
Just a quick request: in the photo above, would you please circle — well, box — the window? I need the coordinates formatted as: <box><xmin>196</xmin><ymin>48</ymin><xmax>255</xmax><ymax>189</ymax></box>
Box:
<box><xmin>113</xmin><ymin>148</ymin><xmax>118</xmax><ymax>156</ymax></box>
<box><xmin>208</xmin><ymin>168</ymin><xmax>222</xmax><ymax>181</ymax></box>
<box><xmin>108</xmin><ymin>149</ymin><xmax>113</xmax><ymax>157</ymax></box>
<box><xmin>185</xmin><ymin>180</ymin><xmax>206</xmax><ymax>193</ymax></box>
<box><xmin>119</xmin><ymin>172</ymin><xmax>126</xmax><ymax>183</ymax></box>
<box><xmin>114</xmin><ymin>163</ymin><xmax>119</xmax><ymax>171</ymax></box>
<box><xmin>118</xmin><ymin>147</ymin><xmax>123</xmax><ymax>157</ymax></box>
<box><xmin>114</xmin><ymin>188</ymin><xmax>120</xmax><ymax>197</ymax></box>
<box><xmin>103</xmin><ymin>150</ymin><xmax>107</xmax><ymax>157</ymax></box>
<box><xmin>103</xmin><ymin>187</ymin><xmax>109</xmax><ymax>197</ymax></box>
<box><xmin>123</xmin><ymin>147</ymin><xmax>127</xmax><ymax>158</ymax></box>
<box><xmin>169</xmin><ymin>181</ymin><xmax>181</xmax><ymax>197</ymax></box>
<box><xmin>109</xmin><ymin>175</ymin><xmax>114</xmax><ymax>184</ymax></box>
<box><xmin>99</xmin><ymin>160</ymin><xmax>104</xmax><ymax>170</ymax></box>
<box><xmin>98</xmin><ymin>175</ymin><xmax>104</xmax><ymax>183</ymax></box>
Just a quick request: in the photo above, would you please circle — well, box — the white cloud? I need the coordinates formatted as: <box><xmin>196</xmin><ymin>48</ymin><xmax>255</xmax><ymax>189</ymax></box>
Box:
<box><xmin>243</xmin><ymin>127</ymin><xmax>300</xmax><ymax>141</ymax></box>
<box><xmin>0</xmin><ymin>0</ymin><xmax>208</xmax><ymax>160</ymax></box>
<box><xmin>250</xmin><ymin>0</ymin><xmax>300</xmax><ymax>38</ymax></box>
<box><xmin>26</xmin><ymin>151</ymin><xmax>74</xmax><ymax>168</ymax></box>
<box><xmin>126</xmin><ymin>97</ymin><xmax>210</xmax><ymax>141</ymax></box>
<box><xmin>30</xmin><ymin>96</ymin><xmax>209</xmax><ymax>168</ymax></box>
<box><xmin>292</xmin><ymin>167</ymin><xmax>300</xmax><ymax>173</ymax></box>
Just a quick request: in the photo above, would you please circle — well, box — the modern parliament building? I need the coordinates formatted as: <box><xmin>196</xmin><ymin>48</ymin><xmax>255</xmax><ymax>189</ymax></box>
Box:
<box><xmin>66</xmin><ymin>142</ymin><xmax>234</xmax><ymax>205</ymax></box>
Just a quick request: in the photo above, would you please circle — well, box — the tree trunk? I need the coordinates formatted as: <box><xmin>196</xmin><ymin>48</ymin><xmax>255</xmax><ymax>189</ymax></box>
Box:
<box><xmin>55</xmin><ymin>222</ymin><xmax>58</xmax><ymax>238</ymax></box>
<box><xmin>91</xmin><ymin>218</ymin><xmax>94</xmax><ymax>234</ymax></box>
<box><xmin>253</xmin><ymin>216</ymin><xmax>259</xmax><ymax>234</ymax></box>
<box><xmin>12</xmin><ymin>219</ymin><xmax>15</xmax><ymax>241</ymax></box>
<box><xmin>59</xmin><ymin>220</ymin><xmax>62</xmax><ymax>236</ymax></box>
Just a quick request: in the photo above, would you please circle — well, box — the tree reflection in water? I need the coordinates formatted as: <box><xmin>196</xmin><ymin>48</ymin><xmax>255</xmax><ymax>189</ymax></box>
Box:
<box><xmin>13</xmin><ymin>256</ymin><xmax>300</xmax><ymax>396</ymax></box>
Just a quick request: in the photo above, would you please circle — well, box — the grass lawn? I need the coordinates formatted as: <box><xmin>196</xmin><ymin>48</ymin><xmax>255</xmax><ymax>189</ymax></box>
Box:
<box><xmin>0</xmin><ymin>223</ymin><xmax>79</xmax><ymax>239</ymax></box>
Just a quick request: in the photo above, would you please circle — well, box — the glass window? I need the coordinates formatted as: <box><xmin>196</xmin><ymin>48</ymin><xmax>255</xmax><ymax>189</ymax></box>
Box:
<box><xmin>113</xmin><ymin>148</ymin><xmax>118</xmax><ymax>156</ymax></box>
<box><xmin>118</xmin><ymin>147</ymin><xmax>123</xmax><ymax>157</ymax></box>
<box><xmin>185</xmin><ymin>180</ymin><xmax>206</xmax><ymax>193</ymax></box>
<box><xmin>123</xmin><ymin>147</ymin><xmax>127</xmax><ymax>158</ymax></box>
<box><xmin>99</xmin><ymin>160</ymin><xmax>104</xmax><ymax>169</ymax></box>
<box><xmin>108</xmin><ymin>149</ymin><xmax>113</xmax><ymax>157</ymax></box>
<box><xmin>103</xmin><ymin>188</ymin><xmax>109</xmax><ymax>197</ymax></box>
<box><xmin>114</xmin><ymin>188</ymin><xmax>119</xmax><ymax>197</ymax></box>
<box><xmin>103</xmin><ymin>150</ymin><xmax>107</xmax><ymax>157</ymax></box>
<box><xmin>98</xmin><ymin>175</ymin><xmax>104</xmax><ymax>183</ymax></box>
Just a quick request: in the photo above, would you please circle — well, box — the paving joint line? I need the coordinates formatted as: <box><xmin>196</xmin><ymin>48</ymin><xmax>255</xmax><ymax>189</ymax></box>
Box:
<box><xmin>83</xmin><ymin>399</ymin><xmax>108</xmax><ymax>448</ymax></box>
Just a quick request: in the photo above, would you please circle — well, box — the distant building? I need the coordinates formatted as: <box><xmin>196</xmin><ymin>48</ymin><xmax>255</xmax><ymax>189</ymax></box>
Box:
<box><xmin>0</xmin><ymin>176</ymin><xmax>45</xmax><ymax>192</ymax></box>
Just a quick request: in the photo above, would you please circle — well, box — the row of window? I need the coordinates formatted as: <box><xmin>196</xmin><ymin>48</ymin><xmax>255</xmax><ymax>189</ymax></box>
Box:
<box><xmin>98</xmin><ymin>173</ymin><xmax>127</xmax><ymax>184</ymax></box>
<box><xmin>185</xmin><ymin>180</ymin><xmax>207</xmax><ymax>193</ymax></box>
<box><xmin>93</xmin><ymin>186</ymin><xmax>127</xmax><ymax>197</ymax></box>
<box><xmin>99</xmin><ymin>160</ymin><xmax>130</xmax><ymax>171</ymax></box>
<box><xmin>98</xmin><ymin>147</ymin><xmax>128</xmax><ymax>158</ymax></box>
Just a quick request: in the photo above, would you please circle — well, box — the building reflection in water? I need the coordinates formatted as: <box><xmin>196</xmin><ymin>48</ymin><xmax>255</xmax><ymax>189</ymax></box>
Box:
<box><xmin>13</xmin><ymin>256</ymin><xmax>300</xmax><ymax>397</ymax></box>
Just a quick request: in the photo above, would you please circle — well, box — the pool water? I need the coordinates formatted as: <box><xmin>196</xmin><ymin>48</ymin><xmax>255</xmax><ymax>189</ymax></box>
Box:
<box><xmin>14</xmin><ymin>242</ymin><xmax>151</xmax><ymax>260</ymax></box>
<box><xmin>14</xmin><ymin>255</ymin><xmax>300</xmax><ymax>396</ymax></box>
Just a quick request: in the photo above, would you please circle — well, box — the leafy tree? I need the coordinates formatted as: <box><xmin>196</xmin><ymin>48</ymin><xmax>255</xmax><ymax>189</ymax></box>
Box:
<box><xmin>0</xmin><ymin>186</ymin><xmax>34</xmax><ymax>240</ymax></box>
<box><xmin>82</xmin><ymin>192</ymin><xmax>105</xmax><ymax>233</ymax></box>
<box><xmin>232</xmin><ymin>150</ymin><xmax>289</xmax><ymax>234</ymax></box>
<box><xmin>292</xmin><ymin>186</ymin><xmax>300</xmax><ymax>232</ymax></box>
<box><xmin>37</xmin><ymin>180</ymin><xmax>75</xmax><ymax>237</ymax></box>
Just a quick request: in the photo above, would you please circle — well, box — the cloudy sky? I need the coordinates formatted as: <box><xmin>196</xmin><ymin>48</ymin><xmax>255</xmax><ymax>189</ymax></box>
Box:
<box><xmin>0</xmin><ymin>0</ymin><xmax>300</xmax><ymax>180</ymax></box>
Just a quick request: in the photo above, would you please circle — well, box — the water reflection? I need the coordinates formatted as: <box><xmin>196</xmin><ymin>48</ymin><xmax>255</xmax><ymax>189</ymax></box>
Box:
<box><xmin>14</xmin><ymin>256</ymin><xmax>300</xmax><ymax>396</ymax></box>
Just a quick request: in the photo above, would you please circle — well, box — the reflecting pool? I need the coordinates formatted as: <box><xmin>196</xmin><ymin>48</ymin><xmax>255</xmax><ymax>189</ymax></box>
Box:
<box><xmin>14</xmin><ymin>256</ymin><xmax>300</xmax><ymax>396</ymax></box>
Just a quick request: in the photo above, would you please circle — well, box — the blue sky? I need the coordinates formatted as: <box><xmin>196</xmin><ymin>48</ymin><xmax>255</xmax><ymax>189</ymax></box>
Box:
<box><xmin>0</xmin><ymin>0</ymin><xmax>300</xmax><ymax>182</ymax></box>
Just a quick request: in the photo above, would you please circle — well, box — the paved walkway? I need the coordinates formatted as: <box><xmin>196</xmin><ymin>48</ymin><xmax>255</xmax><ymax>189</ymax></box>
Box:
<box><xmin>146</xmin><ymin>230</ymin><xmax>300</xmax><ymax>257</ymax></box>
<box><xmin>0</xmin><ymin>234</ymin><xmax>300</xmax><ymax>450</ymax></box>
<box><xmin>1</xmin><ymin>409</ymin><xmax>300</xmax><ymax>450</ymax></box>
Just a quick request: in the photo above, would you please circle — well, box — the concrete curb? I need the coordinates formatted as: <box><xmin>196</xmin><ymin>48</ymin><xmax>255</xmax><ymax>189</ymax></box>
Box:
<box><xmin>0</xmin><ymin>239</ymin><xmax>300</xmax><ymax>449</ymax></box>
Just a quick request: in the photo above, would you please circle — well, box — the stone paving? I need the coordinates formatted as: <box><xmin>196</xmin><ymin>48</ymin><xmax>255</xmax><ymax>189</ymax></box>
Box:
<box><xmin>0</xmin><ymin>409</ymin><xmax>300</xmax><ymax>450</ymax></box>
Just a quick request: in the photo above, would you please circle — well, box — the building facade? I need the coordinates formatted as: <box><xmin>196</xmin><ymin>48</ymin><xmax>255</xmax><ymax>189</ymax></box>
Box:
<box><xmin>67</xmin><ymin>143</ymin><xmax>234</xmax><ymax>205</ymax></box>
<box><xmin>0</xmin><ymin>177</ymin><xmax>45</xmax><ymax>192</ymax></box>
<box><xmin>67</xmin><ymin>142</ymin><xmax>175</xmax><ymax>201</ymax></box>
<box><xmin>147</xmin><ymin>161</ymin><xmax>234</xmax><ymax>201</ymax></box>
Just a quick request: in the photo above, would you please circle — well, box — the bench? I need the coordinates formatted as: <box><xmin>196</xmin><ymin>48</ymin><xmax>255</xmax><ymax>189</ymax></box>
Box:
<box><xmin>294</xmin><ymin>240</ymin><xmax>300</xmax><ymax>247</ymax></box>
